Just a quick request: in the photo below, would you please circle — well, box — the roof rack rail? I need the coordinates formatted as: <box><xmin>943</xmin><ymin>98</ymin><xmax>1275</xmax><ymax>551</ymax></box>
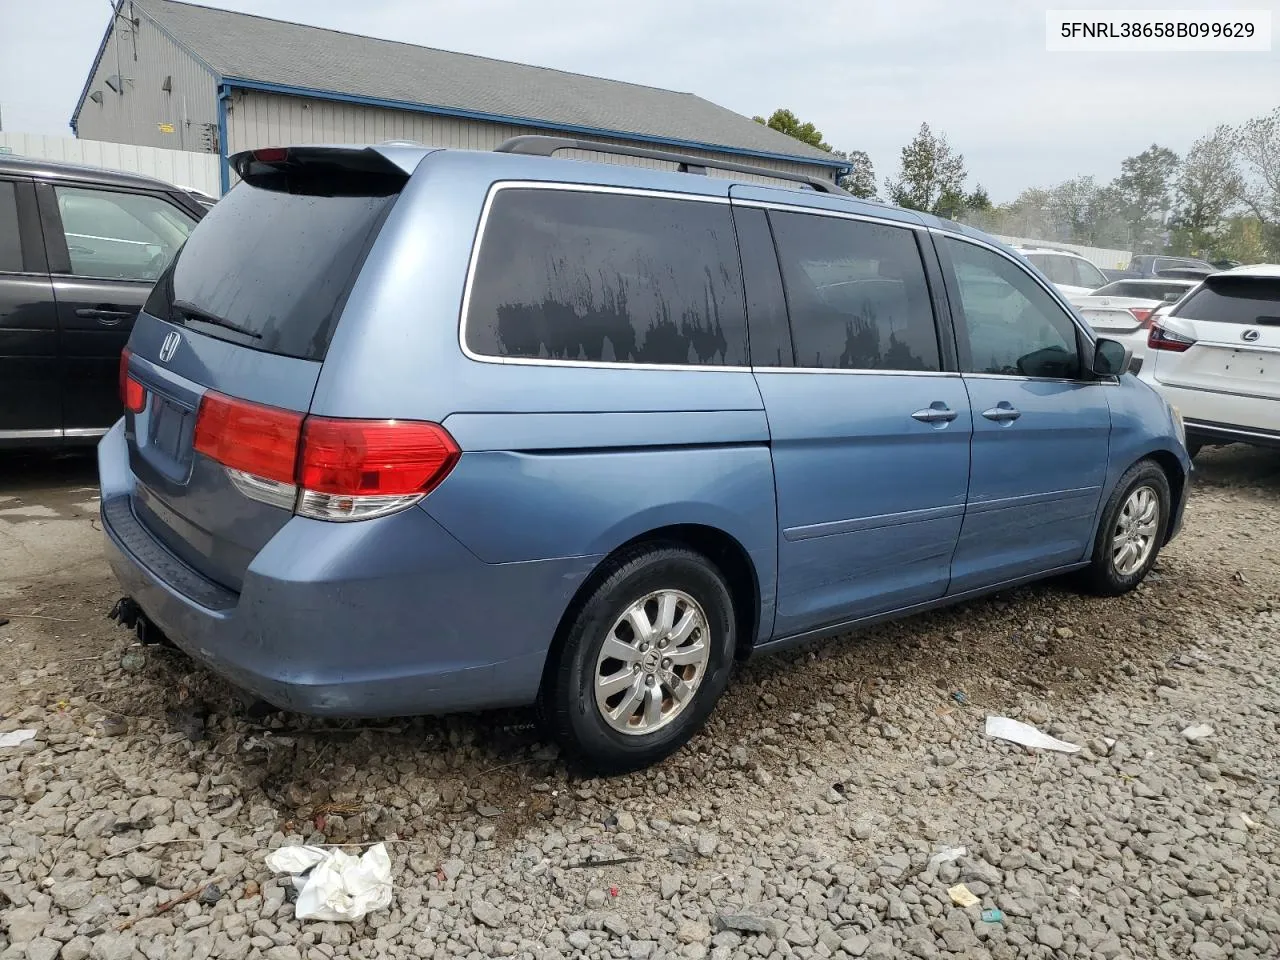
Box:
<box><xmin>494</xmin><ymin>135</ymin><xmax>851</xmax><ymax>196</ymax></box>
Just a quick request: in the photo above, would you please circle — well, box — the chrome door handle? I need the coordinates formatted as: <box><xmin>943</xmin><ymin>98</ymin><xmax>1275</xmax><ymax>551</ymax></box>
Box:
<box><xmin>982</xmin><ymin>403</ymin><xmax>1021</xmax><ymax>423</ymax></box>
<box><xmin>911</xmin><ymin>404</ymin><xmax>958</xmax><ymax>424</ymax></box>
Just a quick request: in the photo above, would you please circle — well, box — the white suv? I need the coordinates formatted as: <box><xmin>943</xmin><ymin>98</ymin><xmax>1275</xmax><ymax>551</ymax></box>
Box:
<box><xmin>1140</xmin><ymin>265</ymin><xmax>1280</xmax><ymax>456</ymax></box>
<box><xmin>1017</xmin><ymin>247</ymin><xmax>1109</xmax><ymax>298</ymax></box>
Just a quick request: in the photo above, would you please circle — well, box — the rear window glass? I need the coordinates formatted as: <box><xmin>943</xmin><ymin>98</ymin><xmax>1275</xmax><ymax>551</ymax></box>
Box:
<box><xmin>465</xmin><ymin>188</ymin><xmax>747</xmax><ymax>366</ymax></box>
<box><xmin>1172</xmin><ymin>276</ymin><xmax>1280</xmax><ymax>325</ymax></box>
<box><xmin>145</xmin><ymin>179</ymin><xmax>398</xmax><ymax>361</ymax></box>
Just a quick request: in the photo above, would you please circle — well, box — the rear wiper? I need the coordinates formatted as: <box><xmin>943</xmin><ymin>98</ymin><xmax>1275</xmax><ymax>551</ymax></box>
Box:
<box><xmin>172</xmin><ymin>300</ymin><xmax>262</xmax><ymax>339</ymax></box>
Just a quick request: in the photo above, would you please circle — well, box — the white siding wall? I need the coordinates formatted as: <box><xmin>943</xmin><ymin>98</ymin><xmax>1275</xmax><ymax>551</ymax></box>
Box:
<box><xmin>74</xmin><ymin>0</ymin><xmax>218</xmax><ymax>154</ymax></box>
<box><xmin>0</xmin><ymin>133</ymin><xmax>220</xmax><ymax>197</ymax></box>
<box><xmin>223</xmin><ymin>90</ymin><xmax>837</xmax><ymax>189</ymax></box>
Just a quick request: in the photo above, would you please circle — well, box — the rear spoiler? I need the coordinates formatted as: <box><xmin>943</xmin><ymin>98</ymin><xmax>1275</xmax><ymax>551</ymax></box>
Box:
<box><xmin>229</xmin><ymin>145</ymin><xmax>432</xmax><ymax>187</ymax></box>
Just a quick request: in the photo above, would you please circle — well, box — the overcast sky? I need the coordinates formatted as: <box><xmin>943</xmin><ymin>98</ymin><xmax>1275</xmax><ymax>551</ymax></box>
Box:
<box><xmin>2</xmin><ymin>0</ymin><xmax>1277</xmax><ymax>201</ymax></box>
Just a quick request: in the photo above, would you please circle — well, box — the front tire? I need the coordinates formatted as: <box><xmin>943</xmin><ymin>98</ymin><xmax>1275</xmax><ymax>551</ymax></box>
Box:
<box><xmin>540</xmin><ymin>545</ymin><xmax>735</xmax><ymax>774</ymax></box>
<box><xmin>1080</xmin><ymin>460</ymin><xmax>1171</xmax><ymax>596</ymax></box>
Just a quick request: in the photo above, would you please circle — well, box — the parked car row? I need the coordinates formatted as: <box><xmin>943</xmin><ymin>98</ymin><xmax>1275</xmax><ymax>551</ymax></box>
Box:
<box><xmin>1013</xmin><ymin>246</ymin><xmax>1276</xmax><ymax>460</ymax></box>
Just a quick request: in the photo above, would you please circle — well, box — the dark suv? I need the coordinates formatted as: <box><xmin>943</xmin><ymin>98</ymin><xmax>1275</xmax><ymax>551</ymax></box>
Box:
<box><xmin>0</xmin><ymin>156</ymin><xmax>205</xmax><ymax>447</ymax></box>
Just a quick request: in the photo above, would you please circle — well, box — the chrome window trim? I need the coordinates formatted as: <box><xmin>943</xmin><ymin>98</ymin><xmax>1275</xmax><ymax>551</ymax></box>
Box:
<box><xmin>458</xmin><ymin>180</ymin><xmax>750</xmax><ymax>372</ymax></box>
<box><xmin>732</xmin><ymin>198</ymin><xmax>929</xmax><ymax>231</ymax></box>
<box><xmin>0</xmin><ymin>428</ymin><xmax>63</xmax><ymax>440</ymax></box>
<box><xmin>751</xmin><ymin>367</ymin><xmax>959</xmax><ymax>378</ymax></box>
<box><xmin>63</xmin><ymin>427</ymin><xmax>110</xmax><ymax>438</ymax></box>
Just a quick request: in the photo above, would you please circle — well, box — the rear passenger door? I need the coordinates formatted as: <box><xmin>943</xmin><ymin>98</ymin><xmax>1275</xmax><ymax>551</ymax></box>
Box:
<box><xmin>0</xmin><ymin>177</ymin><xmax>60</xmax><ymax>441</ymax></box>
<box><xmin>734</xmin><ymin>202</ymin><xmax>973</xmax><ymax>638</ymax></box>
<box><xmin>37</xmin><ymin>182</ymin><xmax>195</xmax><ymax>435</ymax></box>
<box><xmin>936</xmin><ymin>235</ymin><xmax>1111</xmax><ymax>592</ymax></box>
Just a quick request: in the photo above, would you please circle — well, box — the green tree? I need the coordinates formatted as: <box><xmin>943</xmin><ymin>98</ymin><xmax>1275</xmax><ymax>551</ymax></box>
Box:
<box><xmin>1000</xmin><ymin>187</ymin><xmax>1055</xmax><ymax>238</ymax></box>
<box><xmin>965</xmin><ymin>185</ymin><xmax>992</xmax><ymax>213</ymax></box>
<box><xmin>884</xmin><ymin>123</ymin><xmax>967</xmax><ymax>214</ymax></box>
<box><xmin>836</xmin><ymin>149</ymin><xmax>877</xmax><ymax>199</ymax></box>
<box><xmin>1111</xmin><ymin>144</ymin><xmax>1180</xmax><ymax>250</ymax></box>
<box><xmin>752</xmin><ymin>108</ymin><xmax>831</xmax><ymax>152</ymax></box>
<box><xmin>1169</xmin><ymin>125</ymin><xmax>1243</xmax><ymax>255</ymax></box>
<box><xmin>1234</xmin><ymin>105</ymin><xmax>1280</xmax><ymax>257</ymax></box>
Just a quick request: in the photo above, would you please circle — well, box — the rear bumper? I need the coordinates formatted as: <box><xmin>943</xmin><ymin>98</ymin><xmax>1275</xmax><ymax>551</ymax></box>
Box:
<box><xmin>1143</xmin><ymin>377</ymin><xmax>1279</xmax><ymax>443</ymax></box>
<box><xmin>97</xmin><ymin>420</ymin><xmax>598</xmax><ymax>717</ymax></box>
<box><xmin>1183</xmin><ymin>418</ymin><xmax>1280</xmax><ymax>450</ymax></box>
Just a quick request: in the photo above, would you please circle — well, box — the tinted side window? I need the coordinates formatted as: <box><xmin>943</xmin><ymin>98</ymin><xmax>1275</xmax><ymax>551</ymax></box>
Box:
<box><xmin>770</xmin><ymin>211</ymin><xmax>939</xmax><ymax>371</ymax></box>
<box><xmin>0</xmin><ymin>181</ymin><xmax>21</xmax><ymax>273</ymax></box>
<box><xmin>466</xmin><ymin>189</ymin><xmax>747</xmax><ymax>366</ymax></box>
<box><xmin>1171</xmin><ymin>276</ymin><xmax>1280</xmax><ymax>324</ymax></box>
<box><xmin>54</xmin><ymin>186</ymin><xmax>194</xmax><ymax>282</ymax></box>
<box><xmin>945</xmin><ymin>238</ymin><xmax>1081</xmax><ymax>379</ymax></box>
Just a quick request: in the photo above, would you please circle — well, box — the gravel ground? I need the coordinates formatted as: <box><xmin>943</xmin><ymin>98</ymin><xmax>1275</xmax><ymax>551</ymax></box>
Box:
<box><xmin>1</xmin><ymin>446</ymin><xmax>1277</xmax><ymax>960</ymax></box>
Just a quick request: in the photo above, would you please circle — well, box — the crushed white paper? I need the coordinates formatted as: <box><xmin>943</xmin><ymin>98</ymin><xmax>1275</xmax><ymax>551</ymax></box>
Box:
<box><xmin>0</xmin><ymin>729</ymin><xmax>36</xmax><ymax>748</ymax></box>
<box><xmin>266</xmin><ymin>843</ymin><xmax>393</xmax><ymax>922</ymax></box>
<box><xmin>984</xmin><ymin>716</ymin><xmax>1081</xmax><ymax>753</ymax></box>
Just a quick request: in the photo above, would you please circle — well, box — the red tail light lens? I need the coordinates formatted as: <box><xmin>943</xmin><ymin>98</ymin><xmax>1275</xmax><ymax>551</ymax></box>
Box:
<box><xmin>1127</xmin><ymin>307</ymin><xmax>1154</xmax><ymax>327</ymax></box>
<box><xmin>1148</xmin><ymin>323</ymin><xmax>1196</xmax><ymax>353</ymax></box>
<box><xmin>252</xmin><ymin>147</ymin><xmax>289</xmax><ymax>163</ymax></box>
<box><xmin>119</xmin><ymin>348</ymin><xmax>147</xmax><ymax>413</ymax></box>
<box><xmin>193</xmin><ymin>391</ymin><xmax>303</xmax><ymax>484</ymax></box>
<box><xmin>193</xmin><ymin>396</ymin><xmax>459</xmax><ymax>521</ymax></box>
<box><xmin>298</xmin><ymin>419</ymin><xmax>460</xmax><ymax>496</ymax></box>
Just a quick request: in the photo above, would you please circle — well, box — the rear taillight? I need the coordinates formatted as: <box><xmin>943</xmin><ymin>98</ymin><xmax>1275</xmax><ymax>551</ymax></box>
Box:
<box><xmin>1127</xmin><ymin>307</ymin><xmax>1154</xmax><ymax>327</ymax></box>
<box><xmin>120</xmin><ymin>348</ymin><xmax>146</xmax><ymax>413</ymax></box>
<box><xmin>192</xmin><ymin>393</ymin><xmax>458</xmax><ymax>521</ymax></box>
<box><xmin>194</xmin><ymin>391</ymin><xmax>303</xmax><ymax>484</ymax></box>
<box><xmin>296</xmin><ymin>418</ymin><xmax>460</xmax><ymax>521</ymax></box>
<box><xmin>1148</xmin><ymin>323</ymin><xmax>1196</xmax><ymax>353</ymax></box>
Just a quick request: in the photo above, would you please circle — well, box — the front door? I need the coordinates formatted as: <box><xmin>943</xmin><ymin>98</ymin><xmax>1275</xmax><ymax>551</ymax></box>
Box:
<box><xmin>744</xmin><ymin>204</ymin><xmax>973</xmax><ymax>639</ymax></box>
<box><xmin>38</xmin><ymin>182</ymin><xmax>195</xmax><ymax>434</ymax></box>
<box><xmin>937</xmin><ymin>235</ymin><xmax>1112</xmax><ymax>592</ymax></box>
<box><xmin>0</xmin><ymin>177</ymin><xmax>60</xmax><ymax>442</ymax></box>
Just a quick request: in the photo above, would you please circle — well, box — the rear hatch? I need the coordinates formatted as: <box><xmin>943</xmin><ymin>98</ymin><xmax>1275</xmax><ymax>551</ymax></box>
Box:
<box><xmin>1148</xmin><ymin>273</ymin><xmax>1280</xmax><ymax>401</ymax></box>
<box><xmin>120</xmin><ymin>147</ymin><xmax>411</xmax><ymax>591</ymax></box>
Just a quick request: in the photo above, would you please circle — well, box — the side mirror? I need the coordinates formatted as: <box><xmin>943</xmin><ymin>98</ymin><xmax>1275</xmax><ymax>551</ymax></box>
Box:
<box><xmin>1092</xmin><ymin>337</ymin><xmax>1131</xmax><ymax>378</ymax></box>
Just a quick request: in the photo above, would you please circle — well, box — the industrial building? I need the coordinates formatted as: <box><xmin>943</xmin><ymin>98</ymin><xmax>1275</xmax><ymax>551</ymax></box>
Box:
<box><xmin>73</xmin><ymin>0</ymin><xmax>847</xmax><ymax>194</ymax></box>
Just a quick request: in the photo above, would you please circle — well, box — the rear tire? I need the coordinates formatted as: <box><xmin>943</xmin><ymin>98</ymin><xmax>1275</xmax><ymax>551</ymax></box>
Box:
<box><xmin>1080</xmin><ymin>460</ymin><xmax>1171</xmax><ymax>596</ymax></box>
<box><xmin>539</xmin><ymin>545</ymin><xmax>735</xmax><ymax>774</ymax></box>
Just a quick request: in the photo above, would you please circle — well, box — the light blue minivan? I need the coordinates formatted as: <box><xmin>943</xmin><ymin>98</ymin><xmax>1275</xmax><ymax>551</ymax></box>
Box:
<box><xmin>100</xmin><ymin>137</ymin><xmax>1191</xmax><ymax>772</ymax></box>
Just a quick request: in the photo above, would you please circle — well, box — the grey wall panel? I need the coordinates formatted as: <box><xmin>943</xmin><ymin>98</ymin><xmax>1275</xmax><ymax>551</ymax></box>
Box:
<box><xmin>74</xmin><ymin>1</ymin><xmax>218</xmax><ymax>153</ymax></box>
<box><xmin>223</xmin><ymin>90</ymin><xmax>838</xmax><ymax>188</ymax></box>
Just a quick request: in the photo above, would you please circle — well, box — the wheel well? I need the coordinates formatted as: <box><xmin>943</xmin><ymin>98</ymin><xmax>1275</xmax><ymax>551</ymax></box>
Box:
<box><xmin>1144</xmin><ymin>449</ymin><xmax>1186</xmax><ymax>544</ymax></box>
<box><xmin>547</xmin><ymin>524</ymin><xmax>762</xmax><ymax>679</ymax></box>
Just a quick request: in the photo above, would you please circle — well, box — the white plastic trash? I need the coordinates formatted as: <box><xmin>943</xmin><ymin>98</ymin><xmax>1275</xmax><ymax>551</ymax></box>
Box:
<box><xmin>265</xmin><ymin>843</ymin><xmax>393</xmax><ymax>922</ymax></box>
<box><xmin>0</xmin><ymin>729</ymin><xmax>36</xmax><ymax>748</ymax></box>
<box><xmin>984</xmin><ymin>716</ymin><xmax>1081</xmax><ymax>753</ymax></box>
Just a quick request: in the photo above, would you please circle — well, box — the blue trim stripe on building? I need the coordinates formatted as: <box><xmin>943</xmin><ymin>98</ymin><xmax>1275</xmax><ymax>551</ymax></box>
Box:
<box><xmin>219</xmin><ymin>77</ymin><xmax>850</xmax><ymax>175</ymax></box>
<box><xmin>217</xmin><ymin>83</ymin><xmax>231</xmax><ymax>194</ymax></box>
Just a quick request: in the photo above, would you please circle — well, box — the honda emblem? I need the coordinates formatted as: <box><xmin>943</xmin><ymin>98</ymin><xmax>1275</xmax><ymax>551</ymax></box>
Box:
<box><xmin>1241</xmin><ymin>329</ymin><xmax>1260</xmax><ymax>343</ymax></box>
<box><xmin>159</xmin><ymin>331</ymin><xmax>181</xmax><ymax>362</ymax></box>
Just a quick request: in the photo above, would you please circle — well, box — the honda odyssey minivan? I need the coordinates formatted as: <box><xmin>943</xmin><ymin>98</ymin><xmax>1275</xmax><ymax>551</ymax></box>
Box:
<box><xmin>100</xmin><ymin>137</ymin><xmax>1191</xmax><ymax>772</ymax></box>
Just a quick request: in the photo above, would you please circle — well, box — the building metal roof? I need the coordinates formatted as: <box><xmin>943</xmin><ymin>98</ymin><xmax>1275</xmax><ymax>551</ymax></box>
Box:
<box><xmin>78</xmin><ymin>0</ymin><xmax>841</xmax><ymax>170</ymax></box>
